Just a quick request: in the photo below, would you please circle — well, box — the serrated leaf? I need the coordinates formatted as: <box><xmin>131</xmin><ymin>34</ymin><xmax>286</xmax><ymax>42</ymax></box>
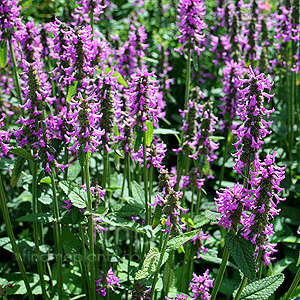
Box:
<box><xmin>236</xmin><ymin>274</ymin><xmax>284</xmax><ymax>300</ymax></box>
<box><xmin>135</xmin><ymin>248</ymin><xmax>169</xmax><ymax>280</ymax></box>
<box><xmin>10</xmin><ymin>147</ymin><xmax>34</xmax><ymax>160</ymax></box>
<box><xmin>204</xmin><ymin>209</ymin><xmax>220</xmax><ymax>221</ymax></box>
<box><xmin>225</xmin><ymin>232</ymin><xmax>256</xmax><ymax>280</ymax></box>
<box><xmin>78</xmin><ymin>146</ymin><xmax>91</xmax><ymax>167</ymax></box>
<box><xmin>59</xmin><ymin>180</ymin><xmax>87</xmax><ymax>209</ymax></box>
<box><xmin>131</xmin><ymin>181</ymin><xmax>145</xmax><ymax>206</ymax></box>
<box><xmin>0</xmin><ymin>40</ymin><xmax>8</xmax><ymax>68</ymax></box>
<box><xmin>17</xmin><ymin>212</ymin><xmax>54</xmax><ymax>223</ymax></box>
<box><xmin>145</xmin><ymin>120</ymin><xmax>153</xmax><ymax>146</ymax></box>
<box><xmin>66</xmin><ymin>80</ymin><xmax>78</xmax><ymax>102</ymax></box>
<box><xmin>10</xmin><ymin>156</ymin><xmax>26</xmax><ymax>187</ymax></box>
<box><xmin>84</xmin><ymin>207</ymin><xmax>109</xmax><ymax>217</ymax></box>
<box><xmin>168</xmin><ymin>228</ymin><xmax>202</xmax><ymax>250</ymax></box>
<box><xmin>192</xmin><ymin>213</ymin><xmax>210</xmax><ymax>228</ymax></box>
<box><xmin>104</xmin><ymin>67</ymin><xmax>128</xmax><ymax>88</ymax></box>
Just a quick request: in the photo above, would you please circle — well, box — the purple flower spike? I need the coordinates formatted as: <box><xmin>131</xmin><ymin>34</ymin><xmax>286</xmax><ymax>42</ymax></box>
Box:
<box><xmin>95</xmin><ymin>268</ymin><xmax>120</xmax><ymax>296</ymax></box>
<box><xmin>190</xmin><ymin>269</ymin><xmax>214</xmax><ymax>300</ymax></box>
<box><xmin>0</xmin><ymin>0</ymin><xmax>23</xmax><ymax>41</ymax></box>
<box><xmin>176</xmin><ymin>0</ymin><xmax>206</xmax><ymax>55</ymax></box>
<box><xmin>232</xmin><ymin>66</ymin><xmax>275</xmax><ymax>174</ymax></box>
<box><xmin>215</xmin><ymin>183</ymin><xmax>249</xmax><ymax>231</ymax></box>
<box><xmin>165</xmin><ymin>295</ymin><xmax>188</xmax><ymax>300</ymax></box>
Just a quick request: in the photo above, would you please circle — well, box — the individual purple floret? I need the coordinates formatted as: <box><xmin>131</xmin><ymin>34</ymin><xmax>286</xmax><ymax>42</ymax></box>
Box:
<box><xmin>0</xmin><ymin>0</ymin><xmax>23</xmax><ymax>41</ymax></box>
<box><xmin>95</xmin><ymin>267</ymin><xmax>120</xmax><ymax>296</ymax></box>
<box><xmin>176</xmin><ymin>0</ymin><xmax>206</xmax><ymax>55</ymax></box>
<box><xmin>232</xmin><ymin>66</ymin><xmax>275</xmax><ymax>174</ymax></box>
<box><xmin>190</xmin><ymin>269</ymin><xmax>214</xmax><ymax>300</ymax></box>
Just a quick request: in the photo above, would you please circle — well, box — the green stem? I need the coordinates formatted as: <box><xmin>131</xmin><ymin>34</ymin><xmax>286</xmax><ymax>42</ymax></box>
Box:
<box><xmin>80</xmin><ymin>225</ymin><xmax>91</xmax><ymax>297</ymax></box>
<box><xmin>210</xmin><ymin>246</ymin><xmax>230</xmax><ymax>300</ymax></box>
<box><xmin>127</xmin><ymin>231</ymin><xmax>133</xmax><ymax>284</ymax></box>
<box><xmin>282</xmin><ymin>265</ymin><xmax>300</xmax><ymax>300</ymax></box>
<box><xmin>195</xmin><ymin>188</ymin><xmax>202</xmax><ymax>215</ymax></box>
<box><xmin>150</xmin><ymin>231</ymin><xmax>170</xmax><ymax>298</ymax></box>
<box><xmin>85</xmin><ymin>162</ymin><xmax>97</xmax><ymax>300</ymax></box>
<box><xmin>126</xmin><ymin>153</ymin><xmax>132</xmax><ymax>197</ymax></box>
<box><xmin>233</xmin><ymin>276</ymin><xmax>248</xmax><ymax>300</ymax></box>
<box><xmin>0</xmin><ymin>175</ymin><xmax>34</xmax><ymax>300</ymax></box>
<box><xmin>8</xmin><ymin>41</ymin><xmax>24</xmax><ymax>118</ymax></box>
<box><xmin>32</xmin><ymin>161</ymin><xmax>48</xmax><ymax>300</ymax></box>
<box><xmin>184</xmin><ymin>49</ymin><xmax>192</xmax><ymax>110</ymax></box>
<box><xmin>51</xmin><ymin>169</ymin><xmax>63</xmax><ymax>300</ymax></box>
<box><xmin>143</xmin><ymin>133</ymin><xmax>149</xmax><ymax>226</ymax></box>
<box><xmin>102</xmin><ymin>149</ymin><xmax>109</xmax><ymax>191</ymax></box>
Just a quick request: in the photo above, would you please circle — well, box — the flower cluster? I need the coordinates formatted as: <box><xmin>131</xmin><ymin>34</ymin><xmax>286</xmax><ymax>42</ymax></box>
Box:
<box><xmin>95</xmin><ymin>267</ymin><xmax>120</xmax><ymax>296</ymax></box>
<box><xmin>191</xmin><ymin>230</ymin><xmax>210</xmax><ymax>258</ymax></box>
<box><xmin>190</xmin><ymin>269</ymin><xmax>214</xmax><ymax>300</ymax></box>
<box><xmin>176</xmin><ymin>0</ymin><xmax>206</xmax><ymax>55</ymax></box>
<box><xmin>0</xmin><ymin>0</ymin><xmax>23</xmax><ymax>41</ymax></box>
<box><xmin>232</xmin><ymin>66</ymin><xmax>274</xmax><ymax>174</ymax></box>
<box><xmin>126</xmin><ymin>69</ymin><xmax>161</xmax><ymax>131</ymax></box>
<box><xmin>150</xmin><ymin>168</ymin><xmax>188</xmax><ymax>236</ymax></box>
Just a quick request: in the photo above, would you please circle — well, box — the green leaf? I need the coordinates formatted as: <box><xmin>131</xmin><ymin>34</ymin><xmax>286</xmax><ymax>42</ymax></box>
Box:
<box><xmin>0</xmin><ymin>40</ymin><xmax>8</xmax><ymax>68</ymax></box>
<box><xmin>153</xmin><ymin>128</ymin><xmax>179</xmax><ymax>135</ymax></box>
<box><xmin>62</xmin><ymin>227</ymin><xmax>82</xmax><ymax>257</ymax></box>
<box><xmin>84</xmin><ymin>207</ymin><xmax>109</xmax><ymax>218</ymax></box>
<box><xmin>67</xmin><ymin>160</ymin><xmax>82</xmax><ymax>181</ymax></box>
<box><xmin>66</xmin><ymin>81</ymin><xmax>78</xmax><ymax>102</ymax></box>
<box><xmin>110</xmin><ymin>203</ymin><xmax>143</xmax><ymax>217</ymax></box>
<box><xmin>135</xmin><ymin>248</ymin><xmax>169</xmax><ymax>280</ymax></box>
<box><xmin>192</xmin><ymin>213</ymin><xmax>210</xmax><ymax>229</ymax></box>
<box><xmin>131</xmin><ymin>181</ymin><xmax>145</xmax><ymax>206</ymax></box>
<box><xmin>134</xmin><ymin>125</ymin><xmax>143</xmax><ymax>152</ymax></box>
<box><xmin>192</xmin><ymin>50</ymin><xmax>198</xmax><ymax>71</ymax></box>
<box><xmin>236</xmin><ymin>274</ymin><xmax>284</xmax><ymax>300</ymax></box>
<box><xmin>17</xmin><ymin>212</ymin><xmax>54</xmax><ymax>223</ymax></box>
<box><xmin>0</xmin><ymin>158</ymin><xmax>15</xmax><ymax>171</ymax></box>
<box><xmin>10</xmin><ymin>147</ymin><xmax>34</xmax><ymax>160</ymax></box>
<box><xmin>59</xmin><ymin>180</ymin><xmax>88</xmax><ymax>209</ymax></box>
<box><xmin>225</xmin><ymin>232</ymin><xmax>256</xmax><ymax>280</ymax></box>
<box><xmin>0</xmin><ymin>273</ymin><xmax>50</xmax><ymax>295</ymax></box>
<box><xmin>145</xmin><ymin>120</ymin><xmax>153</xmax><ymax>146</ymax></box>
<box><xmin>204</xmin><ymin>209</ymin><xmax>220</xmax><ymax>221</ymax></box>
<box><xmin>152</xmin><ymin>204</ymin><xmax>162</xmax><ymax>229</ymax></box>
<box><xmin>78</xmin><ymin>146</ymin><xmax>91</xmax><ymax>167</ymax></box>
<box><xmin>104</xmin><ymin>67</ymin><xmax>128</xmax><ymax>88</ymax></box>
<box><xmin>168</xmin><ymin>228</ymin><xmax>202</xmax><ymax>250</ymax></box>
<box><xmin>10</xmin><ymin>156</ymin><xmax>26</xmax><ymax>188</ymax></box>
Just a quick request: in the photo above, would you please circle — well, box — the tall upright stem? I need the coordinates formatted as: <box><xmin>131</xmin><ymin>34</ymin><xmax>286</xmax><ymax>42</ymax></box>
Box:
<box><xmin>51</xmin><ymin>169</ymin><xmax>63</xmax><ymax>300</ymax></box>
<box><xmin>282</xmin><ymin>265</ymin><xmax>300</xmax><ymax>300</ymax></box>
<box><xmin>32</xmin><ymin>160</ymin><xmax>48</xmax><ymax>300</ymax></box>
<box><xmin>143</xmin><ymin>133</ymin><xmax>149</xmax><ymax>226</ymax></box>
<box><xmin>184</xmin><ymin>49</ymin><xmax>192</xmax><ymax>110</ymax></box>
<box><xmin>85</xmin><ymin>162</ymin><xmax>97</xmax><ymax>300</ymax></box>
<box><xmin>0</xmin><ymin>174</ymin><xmax>35</xmax><ymax>300</ymax></box>
<box><xmin>150</xmin><ymin>231</ymin><xmax>170</xmax><ymax>298</ymax></box>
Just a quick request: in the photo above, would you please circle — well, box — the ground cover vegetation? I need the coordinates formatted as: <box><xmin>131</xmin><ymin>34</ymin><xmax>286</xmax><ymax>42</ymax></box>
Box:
<box><xmin>0</xmin><ymin>0</ymin><xmax>300</xmax><ymax>299</ymax></box>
